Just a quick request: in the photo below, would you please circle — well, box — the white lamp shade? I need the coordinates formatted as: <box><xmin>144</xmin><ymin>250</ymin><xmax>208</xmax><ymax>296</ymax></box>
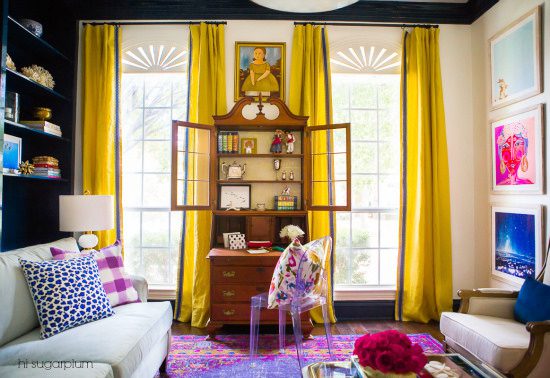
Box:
<box><xmin>59</xmin><ymin>195</ymin><xmax>115</xmax><ymax>232</ymax></box>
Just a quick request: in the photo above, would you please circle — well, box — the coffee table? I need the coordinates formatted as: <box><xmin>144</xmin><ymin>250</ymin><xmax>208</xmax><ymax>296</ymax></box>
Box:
<box><xmin>302</xmin><ymin>354</ymin><xmax>506</xmax><ymax>378</ymax></box>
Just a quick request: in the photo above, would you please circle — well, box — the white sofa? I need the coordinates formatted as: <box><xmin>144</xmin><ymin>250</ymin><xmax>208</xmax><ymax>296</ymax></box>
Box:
<box><xmin>440</xmin><ymin>284</ymin><xmax>550</xmax><ymax>377</ymax></box>
<box><xmin>0</xmin><ymin>238</ymin><xmax>173</xmax><ymax>378</ymax></box>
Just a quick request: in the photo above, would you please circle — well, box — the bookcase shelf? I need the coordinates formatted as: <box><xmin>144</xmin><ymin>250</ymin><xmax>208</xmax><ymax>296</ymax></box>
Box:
<box><xmin>6</xmin><ymin>68</ymin><xmax>69</xmax><ymax>101</ymax></box>
<box><xmin>217</xmin><ymin>153</ymin><xmax>303</xmax><ymax>158</ymax></box>
<box><xmin>5</xmin><ymin>120</ymin><xmax>70</xmax><ymax>142</ymax></box>
<box><xmin>217</xmin><ymin>179</ymin><xmax>303</xmax><ymax>184</ymax></box>
<box><xmin>3</xmin><ymin>172</ymin><xmax>68</xmax><ymax>182</ymax></box>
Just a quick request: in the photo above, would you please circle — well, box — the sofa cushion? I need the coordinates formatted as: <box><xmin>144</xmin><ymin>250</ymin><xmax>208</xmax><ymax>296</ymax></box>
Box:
<box><xmin>51</xmin><ymin>241</ymin><xmax>139</xmax><ymax>307</ymax></box>
<box><xmin>20</xmin><ymin>255</ymin><xmax>114</xmax><ymax>339</ymax></box>
<box><xmin>514</xmin><ymin>277</ymin><xmax>550</xmax><ymax>323</ymax></box>
<box><xmin>440</xmin><ymin>311</ymin><xmax>529</xmax><ymax>372</ymax></box>
<box><xmin>0</xmin><ymin>301</ymin><xmax>172</xmax><ymax>378</ymax></box>
<box><xmin>0</xmin><ymin>238</ymin><xmax>79</xmax><ymax>347</ymax></box>
<box><xmin>0</xmin><ymin>363</ymin><xmax>114</xmax><ymax>378</ymax></box>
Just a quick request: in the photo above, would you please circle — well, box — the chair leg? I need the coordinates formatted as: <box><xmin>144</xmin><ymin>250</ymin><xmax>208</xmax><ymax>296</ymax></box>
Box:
<box><xmin>249</xmin><ymin>303</ymin><xmax>261</xmax><ymax>363</ymax></box>
<box><xmin>321</xmin><ymin>303</ymin><xmax>334</xmax><ymax>360</ymax></box>
<box><xmin>278</xmin><ymin>308</ymin><xmax>286</xmax><ymax>353</ymax></box>
<box><xmin>291</xmin><ymin>308</ymin><xmax>305</xmax><ymax>371</ymax></box>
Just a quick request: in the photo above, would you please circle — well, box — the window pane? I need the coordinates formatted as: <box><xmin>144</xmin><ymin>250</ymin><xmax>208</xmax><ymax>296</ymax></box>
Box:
<box><xmin>352</xmin><ymin>212</ymin><xmax>378</xmax><ymax>248</ymax></box>
<box><xmin>350</xmin><ymin>82</ymin><xmax>376</xmax><ymax>108</ymax></box>
<box><xmin>352</xmin><ymin>142</ymin><xmax>377</xmax><ymax>174</ymax></box>
<box><xmin>352</xmin><ymin>175</ymin><xmax>377</xmax><ymax>208</ymax></box>
<box><xmin>123</xmin><ymin>210</ymin><xmax>141</xmax><ymax>247</ymax></box>
<box><xmin>380</xmin><ymin>249</ymin><xmax>398</xmax><ymax>285</ymax></box>
<box><xmin>124</xmin><ymin>246</ymin><xmax>143</xmax><ymax>277</ymax></box>
<box><xmin>336</xmin><ymin>212</ymin><xmax>351</xmax><ymax>248</ymax></box>
<box><xmin>143</xmin><ymin>248</ymin><xmax>170</xmax><ymax>285</ymax></box>
<box><xmin>335</xmin><ymin>248</ymin><xmax>351</xmax><ymax>285</ymax></box>
<box><xmin>143</xmin><ymin>174</ymin><xmax>170</xmax><ymax>208</ymax></box>
<box><xmin>379</xmin><ymin>175</ymin><xmax>399</xmax><ymax>208</ymax></box>
<box><xmin>122</xmin><ymin>173</ymin><xmax>142</xmax><ymax>207</ymax></box>
<box><xmin>379</xmin><ymin>141</ymin><xmax>399</xmax><ymax>173</ymax></box>
<box><xmin>351</xmin><ymin>249</ymin><xmax>378</xmax><ymax>285</ymax></box>
<box><xmin>350</xmin><ymin>110</ymin><xmax>377</xmax><ymax>140</ymax></box>
<box><xmin>143</xmin><ymin>141</ymin><xmax>170</xmax><ymax>173</ymax></box>
<box><xmin>144</xmin><ymin>109</ymin><xmax>171</xmax><ymax>140</ymax></box>
<box><xmin>144</xmin><ymin>77</ymin><xmax>172</xmax><ymax>107</ymax></box>
<box><xmin>379</xmin><ymin>109</ymin><xmax>399</xmax><ymax>140</ymax></box>
<box><xmin>142</xmin><ymin>211</ymin><xmax>169</xmax><ymax>247</ymax></box>
<box><xmin>123</xmin><ymin>140</ymin><xmax>143</xmax><ymax>173</ymax></box>
<box><xmin>380</xmin><ymin>212</ymin><xmax>398</xmax><ymax>248</ymax></box>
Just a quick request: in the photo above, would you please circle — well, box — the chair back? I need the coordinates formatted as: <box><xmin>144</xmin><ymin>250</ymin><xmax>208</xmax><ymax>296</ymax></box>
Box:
<box><xmin>291</xmin><ymin>236</ymin><xmax>332</xmax><ymax>306</ymax></box>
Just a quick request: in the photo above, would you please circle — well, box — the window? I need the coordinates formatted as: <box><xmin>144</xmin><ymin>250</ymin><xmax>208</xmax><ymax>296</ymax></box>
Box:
<box><xmin>120</xmin><ymin>25</ymin><xmax>188</xmax><ymax>289</ymax></box>
<box><xmin>330</xmin><ymin>42</ymin><xmax>401</xmax><ymax>292</ymax></box>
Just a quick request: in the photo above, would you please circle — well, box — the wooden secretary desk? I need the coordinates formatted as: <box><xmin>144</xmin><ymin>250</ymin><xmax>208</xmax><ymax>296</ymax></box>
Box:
<box><xmin>171</xmin><ymin>97</ymin><xmax>350</xmax><ymax>338</ymax></box>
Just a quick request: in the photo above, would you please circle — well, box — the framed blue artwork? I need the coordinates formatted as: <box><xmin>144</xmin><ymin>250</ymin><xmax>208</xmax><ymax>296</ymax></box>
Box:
<box><xmin>490</xmin><ymin>6</ymin><xmax>541</xmax><ymax>109</ymax></box>
<box><xmin>491</xmin><ymin>205</ymin><xmax>542</xmax><ymax>286</ymax></box>
<box><xmin>3</xmin><ymin>134</ymin><xmax>22</xmax><ymax>173</ymax></box>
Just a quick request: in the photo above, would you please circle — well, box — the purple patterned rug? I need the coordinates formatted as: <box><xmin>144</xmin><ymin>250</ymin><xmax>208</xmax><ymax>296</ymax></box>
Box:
<box><xmin>160</xmin><ymin>334</ymin><xmax>443</xmax><ymax>377</ymax></box>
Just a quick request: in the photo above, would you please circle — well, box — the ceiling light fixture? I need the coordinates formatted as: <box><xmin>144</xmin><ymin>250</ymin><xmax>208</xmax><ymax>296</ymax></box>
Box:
<box><xmin>250</xmin><ymin>0</ymin><xmax>359</xmax><ymax>13</ymax></box>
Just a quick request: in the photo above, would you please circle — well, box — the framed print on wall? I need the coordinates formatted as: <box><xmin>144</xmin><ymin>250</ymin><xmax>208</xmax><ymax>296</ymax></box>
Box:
<box><xmin>491</xmin><ymin>205</ymin><xmax>542</xmax><ymax>286</ymax></box>
<box><xmin>235</xmin><ymin>42</ymin><xmax>285</xmax><ymax>101</ymax></box>
<box><xmin>491</xmin><ymin>105</ymin><xmax>544</xmax><ymax>194</ymax></box>
<box><xmin>490</xmin><ymin>6</ymin><xmax>541</xmax><ymax>109</ymax></box>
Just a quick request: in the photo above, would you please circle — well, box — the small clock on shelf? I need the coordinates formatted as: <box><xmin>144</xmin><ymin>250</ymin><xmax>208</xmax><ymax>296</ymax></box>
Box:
<box><xmin>219</xmin><ymin>184</ymin><xmax>251</xmax><ymax>210</ymax></box>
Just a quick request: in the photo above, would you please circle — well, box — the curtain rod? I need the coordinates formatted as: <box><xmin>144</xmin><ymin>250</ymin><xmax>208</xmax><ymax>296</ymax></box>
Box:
<box><xmin>293</xmin><ymin>21</ymin><xmax>438</xmax><ymax>28</ymax></box>
<box><xmin>82</xmin><ymin>21</ymin><xmax>227</xmax><ymax>26</ymax></box>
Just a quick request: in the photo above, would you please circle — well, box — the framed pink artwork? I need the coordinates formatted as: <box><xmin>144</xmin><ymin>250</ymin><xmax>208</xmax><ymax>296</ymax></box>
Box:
<box><xmin>491</xmin><ymin>105</ymin><xmax>544</xmax><ymax>194</ymax></box>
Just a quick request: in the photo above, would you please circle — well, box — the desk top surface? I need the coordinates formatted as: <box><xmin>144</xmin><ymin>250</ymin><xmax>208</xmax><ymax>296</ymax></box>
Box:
<box><xmin>208</xmin><ymin>248</ymin><xmax>283</xmax><ymax>258</ymax></box>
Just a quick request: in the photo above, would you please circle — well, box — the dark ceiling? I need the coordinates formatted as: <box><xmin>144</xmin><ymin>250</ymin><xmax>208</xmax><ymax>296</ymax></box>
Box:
<box><xmin>61</xmin><ymin>0</ymin><xmax>498</xmax><ymax>25</ymax></box>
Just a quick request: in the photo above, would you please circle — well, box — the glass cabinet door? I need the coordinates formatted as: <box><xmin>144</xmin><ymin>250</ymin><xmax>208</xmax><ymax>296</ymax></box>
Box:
<box><xmin>171</xmin><ymin>120</ymin><xmax>213</xmax><ymax>210</ymax></box>
<box><xmin>305</xmin><ymin>123</ymin><xmax>351</xmax><ymax>211</ymax></box>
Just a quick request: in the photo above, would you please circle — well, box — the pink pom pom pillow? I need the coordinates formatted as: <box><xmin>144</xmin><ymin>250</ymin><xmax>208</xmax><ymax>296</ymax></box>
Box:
<box><xmin>51</xmin><ymin>240</ymin><xmax>139</xmax><ymax>307</ymax></box>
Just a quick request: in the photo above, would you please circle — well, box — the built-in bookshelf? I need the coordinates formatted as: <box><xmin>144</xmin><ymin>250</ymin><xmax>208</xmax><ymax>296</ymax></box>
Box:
<box><xmin>0</xmin><ymin>0</ymin><xmax>76</xmax><ymax>250</ymax></box>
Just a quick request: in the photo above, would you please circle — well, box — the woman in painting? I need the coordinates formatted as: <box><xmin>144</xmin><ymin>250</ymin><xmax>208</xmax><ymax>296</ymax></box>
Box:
<box><xmin>241</xmin><ymin>47</ymin><xmax>279</xmax><ymax>94</ymax></box>
<box><xmin>497</xmin><ymin>122</ymin><xmax>532</xmax><ymax>185</ymax></box>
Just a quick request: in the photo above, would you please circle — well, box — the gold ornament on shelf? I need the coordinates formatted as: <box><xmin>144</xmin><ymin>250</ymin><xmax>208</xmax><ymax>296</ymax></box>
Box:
<box><xmin>20</xmin><ymin>65</ymin><xmax>55</xmax><ymax>89</ymax></box>
<box><xmin>18</xmin><ymin>160</ymin><xmax>35</xmax><ymax>175</ymax></box>
<box><xmin>6</xmin><ymin>54</ymin><xmax>16</xmax><ymax>70</ymax></box>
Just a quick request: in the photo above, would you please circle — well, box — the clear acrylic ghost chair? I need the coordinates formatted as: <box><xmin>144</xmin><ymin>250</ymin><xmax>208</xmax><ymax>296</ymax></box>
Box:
<box><xmin>249</xmin><ymin>236</ymin><xmax>334</xmax><ymax>370</ymax></box>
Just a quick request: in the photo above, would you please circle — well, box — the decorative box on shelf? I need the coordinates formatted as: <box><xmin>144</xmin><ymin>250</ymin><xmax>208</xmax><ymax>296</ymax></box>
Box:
<box><xmin>274</xmin><ymin>195</ymin><xmax>297</xmax><ymax>210</ymax></box>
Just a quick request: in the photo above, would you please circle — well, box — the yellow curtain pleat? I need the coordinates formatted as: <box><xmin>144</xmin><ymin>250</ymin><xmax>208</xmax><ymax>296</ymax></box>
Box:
<box><xmin>175</xmin><ymin>23</ymin><xmax>226</xmax><ymax>328</ymax></box>
<box><xmin>396</xmin><ymin>28</ymin><xmax>453</xmax><ymax>323</ymax></box>
<box><xmin>81</xmin><ymin>25</ymin><xmax>120</xmax><ymax>248</ymax></box>
<box><xmin>289</xmin><ymin>24</ymin><xmax>337</xmax><ymax>324</ymax></box>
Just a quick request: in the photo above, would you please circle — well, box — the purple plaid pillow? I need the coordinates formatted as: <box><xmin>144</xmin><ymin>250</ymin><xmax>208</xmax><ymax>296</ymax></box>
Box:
<box><xmin>51</xmin><ymin>241</ymin><xmax>139</xmax><ymax>307</ymax></box>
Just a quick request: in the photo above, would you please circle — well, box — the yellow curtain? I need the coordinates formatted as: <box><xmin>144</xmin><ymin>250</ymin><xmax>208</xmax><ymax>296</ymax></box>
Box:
<box><xmin>289</xmin><ymin>24</ymin><xmax>337</xmax><ymax>323</ymax></box>
<box><xmin>175</xmin><ymin>23</ymin><xmax>226</xmax><ymax>328</ymax></box>
<box><xmin>81</xmin><ymin>25</ymin><xmax>122</xmax><ymax>248</ymax></box>
<box><xmin>395</xmin><ymin>27</ymin><xmax>453</xmax><ymax>323</ymax></box>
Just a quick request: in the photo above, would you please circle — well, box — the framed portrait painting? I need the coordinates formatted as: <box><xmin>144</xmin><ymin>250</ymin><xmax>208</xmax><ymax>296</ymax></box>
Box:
<box><xmin>490</xmin><ymin>6</ymin><xmax>541</xmax><ymax>109</ymax></box>
<box><xmin>491</xmin><ymin>105</ymin><xmax>544</xmax><ymax>194</ymax></box>
<box><xmin>491</xmin><ymin>205</ymin><xmax>542</xmax><ymax>286</ymax></box>
<box><xmin>235</xmin><ymin>42</ymin><xmax>285</xmax><ymax>101</ymax></box>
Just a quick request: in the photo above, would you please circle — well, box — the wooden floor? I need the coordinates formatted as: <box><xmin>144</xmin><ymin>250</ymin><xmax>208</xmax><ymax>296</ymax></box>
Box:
<box><xmin>171</xmin><ymin>320</ymin><xmax>443</xmax><ymax>342</ymax></box>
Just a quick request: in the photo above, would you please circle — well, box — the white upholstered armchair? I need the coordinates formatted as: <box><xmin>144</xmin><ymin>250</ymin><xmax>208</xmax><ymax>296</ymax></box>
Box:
<box><xmin>440</xmin><ymin>259</ymin><xmax>550</xmax><ymax>377</ymax></box>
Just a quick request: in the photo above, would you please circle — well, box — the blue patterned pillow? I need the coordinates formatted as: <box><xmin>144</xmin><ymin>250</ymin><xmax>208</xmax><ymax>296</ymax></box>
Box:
<box><xmin>19</xmin><ymin>254</ymin><xmax>114</xmax><ymax>339</ymax></box>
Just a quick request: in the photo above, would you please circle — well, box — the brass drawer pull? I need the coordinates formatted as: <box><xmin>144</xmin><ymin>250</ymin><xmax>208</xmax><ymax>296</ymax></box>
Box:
<box><xmin>222</xmin><ymin>290</ymin><xmax>235</xmax><ymax>297</ymax></box>
<box><xmin>223</xmin><ymin>271</ymin><xmax>236</xmax><ymax>278</ymax></box>
<box><xmin>223</xmin><ymin>309</ymin><xmax>235</xmax><ymax>316</ymax></box>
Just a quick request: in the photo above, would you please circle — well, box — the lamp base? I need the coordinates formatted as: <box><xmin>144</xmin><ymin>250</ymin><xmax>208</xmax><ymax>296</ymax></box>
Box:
<box><xmin>78</xmin><ymin>233</ymin><xmax>98</xmax><ymax>250</ymax></box>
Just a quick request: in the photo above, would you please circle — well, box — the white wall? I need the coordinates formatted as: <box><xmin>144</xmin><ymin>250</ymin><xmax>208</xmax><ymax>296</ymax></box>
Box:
<box><xmin>471</xmin><ymin>0</ymin><xmax>550</xmax><ymax>289</ymax></box>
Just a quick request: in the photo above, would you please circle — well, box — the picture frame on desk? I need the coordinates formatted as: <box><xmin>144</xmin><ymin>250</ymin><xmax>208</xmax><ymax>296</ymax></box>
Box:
<box><xmin>2</xmin><ymin>134</ymin><xmax>22</xmax><ymax>174</ymax></box>
<box><xmin>219</xmin><ymin>184</ymin><xmax>251</xmax><ymax>210</ymax></box>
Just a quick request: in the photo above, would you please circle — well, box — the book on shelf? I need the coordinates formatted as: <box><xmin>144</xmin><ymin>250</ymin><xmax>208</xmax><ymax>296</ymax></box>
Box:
<box><xmin>218</xmin><ymin>131</ymin><xmax>240</xmax><ymax>153</ymax></box>
<box><xmin>20</xmin><ymin>120</ymin><xmax>62</xmax><ymax>137</ymax></box>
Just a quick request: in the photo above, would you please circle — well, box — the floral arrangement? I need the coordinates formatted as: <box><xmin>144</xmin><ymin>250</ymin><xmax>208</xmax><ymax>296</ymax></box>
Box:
<box><xmin>21</xmin><ymin>65</ymin><xmax>55</xmax><ymax>89</ymax></box>
<box><xmin>279</xmin><ymin>224</ymin><xmax>305</xmax><ymax>243</ymax></box>
<box><xmin>353</xmin><ymin>330</ymin><xmax>428</xmax><ymax>377</ymax></box>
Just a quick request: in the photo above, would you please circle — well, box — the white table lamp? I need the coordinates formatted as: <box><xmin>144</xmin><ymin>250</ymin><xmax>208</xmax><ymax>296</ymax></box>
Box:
<box><xmin>59</xmin><ymin>195</ymin><xmax>114</xmax><ymax>250</ymax></box>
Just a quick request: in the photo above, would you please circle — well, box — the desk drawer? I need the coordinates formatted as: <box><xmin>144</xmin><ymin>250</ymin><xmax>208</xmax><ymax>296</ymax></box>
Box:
<box><xmin>211</xmin><ymin>304</ymin><xmax>279</xmax><ymax>321</ymax></box>
<box><xmin>211</xmin><ymin>266</ymin><xmax>273</xmax><ymax>283</ymax></box>
<box><xmin>212</xmin><ymin>284</ymin><xmax>267</xmax><ymax>303</ymax></box>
